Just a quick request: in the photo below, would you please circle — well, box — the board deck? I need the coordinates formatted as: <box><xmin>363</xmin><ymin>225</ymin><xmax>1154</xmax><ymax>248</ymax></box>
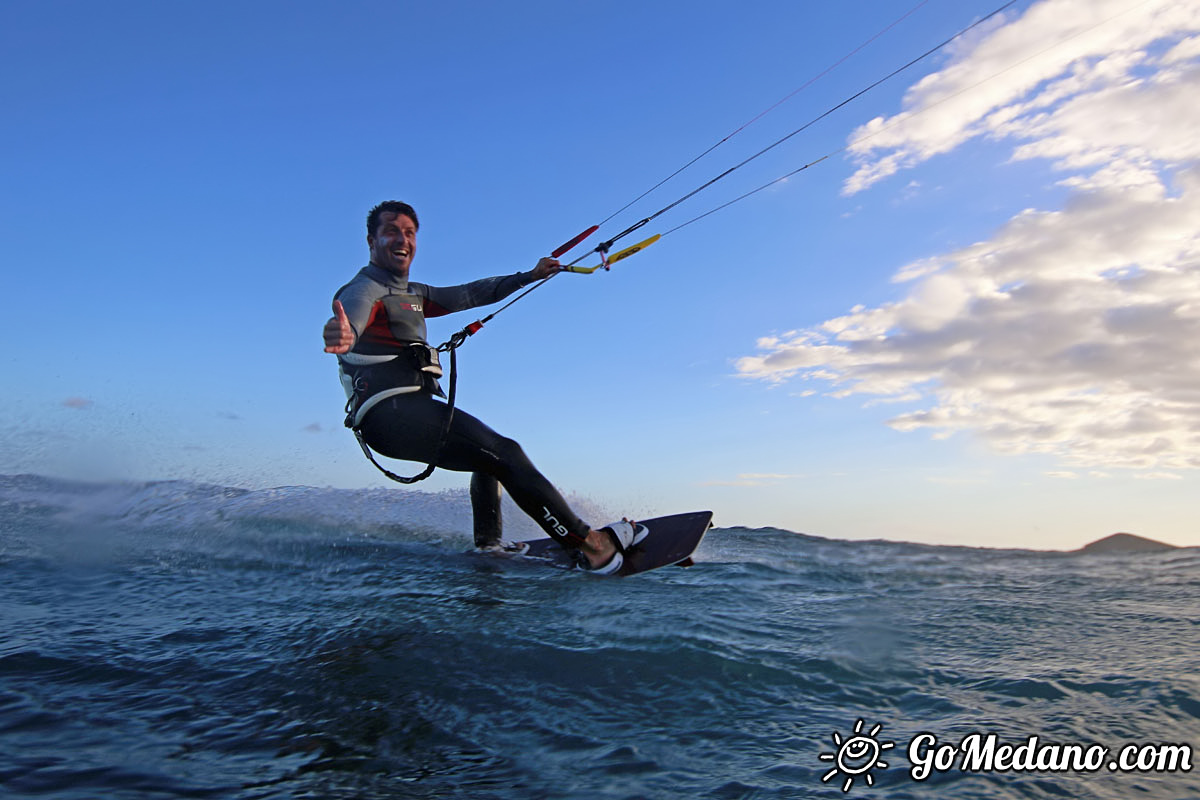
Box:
<box><xmin>517</xmin><ymin>511</ymin><xmax>713</xmax><ymax>576</ymax></box>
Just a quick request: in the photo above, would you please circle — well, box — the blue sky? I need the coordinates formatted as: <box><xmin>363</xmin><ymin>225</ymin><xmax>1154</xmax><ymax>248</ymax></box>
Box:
<box><xmin>3</xmin><ymin>0</ymin><xmax>1198</xmax><ymax>549</ymax></box>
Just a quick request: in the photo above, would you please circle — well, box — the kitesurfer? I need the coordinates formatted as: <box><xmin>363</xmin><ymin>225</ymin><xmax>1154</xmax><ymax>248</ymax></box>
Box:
<box><xmin>323</xmin><ymin>201</ymin><xmax>645</xmax><ymax>574</ymax></box>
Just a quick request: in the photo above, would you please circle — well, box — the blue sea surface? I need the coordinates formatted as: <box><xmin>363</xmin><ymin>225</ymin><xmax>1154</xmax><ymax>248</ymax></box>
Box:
<box><xmin>1</xmin><ymin>474</ymin><xmax>1197</xmax><ymax>799</ymax></box>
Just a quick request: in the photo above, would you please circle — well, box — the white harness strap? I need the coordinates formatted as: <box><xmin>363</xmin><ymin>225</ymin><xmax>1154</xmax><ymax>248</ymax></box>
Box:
<box><xmin>338</xmin><ymin>360</ymin><xmax>422</xmax><ymax>428</ymax></box>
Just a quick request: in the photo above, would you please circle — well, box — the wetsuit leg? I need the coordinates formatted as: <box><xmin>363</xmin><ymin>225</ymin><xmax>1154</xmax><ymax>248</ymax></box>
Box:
<box><xmin>470</xmin><ymin>472</ymin><xmax>502</xmax><ymax>548</ymax></box>
<box><xmin>358</xmin><ymin>393</ymin><xmax>590</xmax><ymax>546</ymax></box>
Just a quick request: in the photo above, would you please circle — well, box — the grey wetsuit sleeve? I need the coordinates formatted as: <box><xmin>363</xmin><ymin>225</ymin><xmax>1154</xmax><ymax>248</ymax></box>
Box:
<box><xmin>334</xmin><ymin>276</ymin><xmax>386</xmax><ymax>338</ymax></box>
<box><xmin>421</xmin><ymin>271</ymin><xmax>538</xmax><ymax>314</ymax></box>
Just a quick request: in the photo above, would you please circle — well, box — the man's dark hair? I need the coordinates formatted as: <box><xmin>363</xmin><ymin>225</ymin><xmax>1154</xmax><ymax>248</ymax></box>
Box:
<box><xmin>367</xmin><ymin>201</ymin><xmax>419</xmax><ymax>238</ymax></box>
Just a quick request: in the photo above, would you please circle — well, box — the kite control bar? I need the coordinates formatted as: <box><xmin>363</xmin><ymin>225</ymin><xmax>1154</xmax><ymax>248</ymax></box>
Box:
<box><xmin>562</xmin><ymin>234</ymin><xmax>661</xmax><ymax>274</ymax></box>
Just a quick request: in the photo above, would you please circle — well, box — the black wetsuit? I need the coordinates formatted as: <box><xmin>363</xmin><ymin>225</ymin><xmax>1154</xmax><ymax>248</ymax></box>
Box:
<box><xmin>333</xmin><ymin>263</ymin><xmax>590</xmax><ymax>548</ymax></box>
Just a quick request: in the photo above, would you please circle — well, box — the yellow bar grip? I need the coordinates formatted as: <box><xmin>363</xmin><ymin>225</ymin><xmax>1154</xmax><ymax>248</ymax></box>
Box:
<box><xmin>562</xmin><ymin>234</ymin><xmax>661</xmax><ymax>274</ymax></box>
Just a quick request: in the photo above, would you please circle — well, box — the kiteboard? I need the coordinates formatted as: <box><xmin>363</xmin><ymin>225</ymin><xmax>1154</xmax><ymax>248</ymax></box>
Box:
<box><xmin>516</xmin><ymin>511</ymin><xmax>713</xmax><ymax>576</ymax></box>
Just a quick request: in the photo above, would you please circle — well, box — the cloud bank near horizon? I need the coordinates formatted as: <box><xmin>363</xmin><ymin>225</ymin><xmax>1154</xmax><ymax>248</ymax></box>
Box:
<box><xmin>737</xmin><ymin>0</ymin><xmax>1200</xmax><ymax>472</ymax></box>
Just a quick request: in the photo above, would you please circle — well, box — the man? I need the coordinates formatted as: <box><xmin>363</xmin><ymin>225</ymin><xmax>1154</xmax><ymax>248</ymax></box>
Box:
<box><xmin>323</xmin><ymin>201</ymin><xmax>645</xmax><ymax>574</ymax></box>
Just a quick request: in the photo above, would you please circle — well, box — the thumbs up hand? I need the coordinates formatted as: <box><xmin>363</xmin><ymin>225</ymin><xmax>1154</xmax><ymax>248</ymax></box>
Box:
<box><xmin>323</xmin><ymin>299</ymin><xmax>356</xmax><ymax>354</ymax></box>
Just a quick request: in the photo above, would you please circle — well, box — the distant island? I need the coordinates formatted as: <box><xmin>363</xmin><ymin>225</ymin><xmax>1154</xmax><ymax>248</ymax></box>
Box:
<box><xmin>1074</xmin><ymin>532</ymin><xmax>1179</xmax><ymax>554</ymax></box>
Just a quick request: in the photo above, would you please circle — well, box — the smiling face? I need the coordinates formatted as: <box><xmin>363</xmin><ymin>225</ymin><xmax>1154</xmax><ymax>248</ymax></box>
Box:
<box><xmin>836</xmin><ymin>735</ymin><xmax>881</xmax><ymax>775</ymax></box>
<box><xmin>368</xmin><ymin>211</ymin><xmax>418</xmax><ymax>279</ymax></box>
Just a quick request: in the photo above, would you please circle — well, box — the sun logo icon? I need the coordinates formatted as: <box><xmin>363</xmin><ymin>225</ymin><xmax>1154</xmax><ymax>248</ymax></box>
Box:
<box><xmin>819</xmin><ymin>719</ymin><xmax>895</xmax><ymax>792</ymax></box>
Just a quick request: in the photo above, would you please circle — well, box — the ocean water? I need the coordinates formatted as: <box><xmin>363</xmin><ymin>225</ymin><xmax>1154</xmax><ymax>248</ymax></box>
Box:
<box><xmin>1</xmin><ymin>474</ymin><xmax>1197</xmax><ymax>800</ymax></box>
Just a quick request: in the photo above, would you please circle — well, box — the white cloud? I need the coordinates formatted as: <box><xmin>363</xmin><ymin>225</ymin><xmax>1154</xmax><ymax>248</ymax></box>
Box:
<box><xmin>843</xmin><ymin>0</ymin><xmax>1200</xmax><ymax>194</ymax></box>
<box><xmin>738</xmin><ymin>0</ymin><xmax>1200</xmax><ymax>473</ymax></box>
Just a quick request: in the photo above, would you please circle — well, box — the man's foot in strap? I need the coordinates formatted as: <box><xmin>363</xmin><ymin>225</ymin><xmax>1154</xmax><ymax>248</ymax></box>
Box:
<box><xmin>577</xmin><ymin>519</ymin><xmax>649</xmax><ymax>575</ymax></box>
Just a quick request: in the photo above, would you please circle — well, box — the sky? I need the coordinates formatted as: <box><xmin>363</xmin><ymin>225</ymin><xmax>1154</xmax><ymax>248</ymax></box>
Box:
<box><xmin>2</xmin><ymin>0</ymin><xmax>1198</xmax><ymax>550</ymax></box>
